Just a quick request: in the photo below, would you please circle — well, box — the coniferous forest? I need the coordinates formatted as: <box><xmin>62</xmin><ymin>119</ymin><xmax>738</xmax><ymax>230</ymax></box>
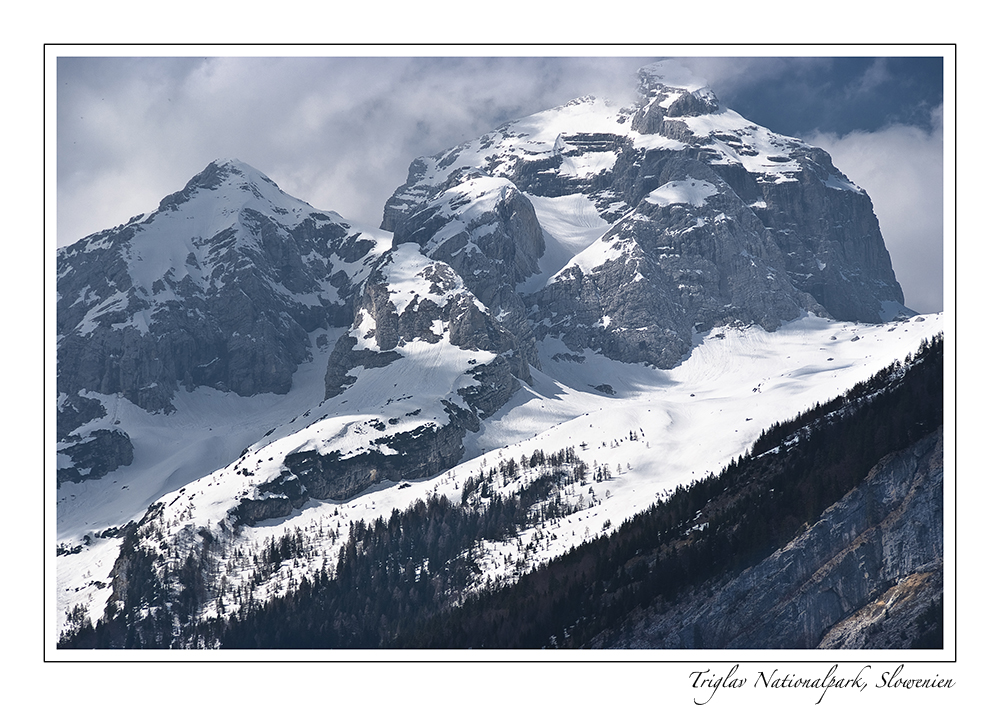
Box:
<box><xmin>61</xmin><ymin>335</ymin><xmax>943</xmax><ymax>649</ymax></box>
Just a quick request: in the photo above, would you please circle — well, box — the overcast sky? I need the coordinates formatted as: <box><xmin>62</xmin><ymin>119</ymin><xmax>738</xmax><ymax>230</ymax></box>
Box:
<box><xmin>56</xmin><ymin>54</ymin><xmax>946</xmax><ymax>313</ymax></box>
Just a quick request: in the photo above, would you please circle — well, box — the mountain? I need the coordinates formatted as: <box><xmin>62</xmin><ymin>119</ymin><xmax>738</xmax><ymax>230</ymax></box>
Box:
<box><xmin>382</xmin><ymin>60</ymin><xmax>909</xmax><ymax>372</ymax></box>
<box><xmin>205</xmin><ymin>336</ymin><xmax>942</xmax><ymax>649</ymax></box>
<box><xmin>57</xmin><ymin>158</ymin><xmax>386</xmax><ymax>485</ymax></box>
<box><xmin>55</xmin><ymin>61</ymin><xmax>940</xmax><ymax>650</ymax></box>
<box><xmin>383</xmin><ymin>336</ymin><xmax>943</xmax><ymax>650</ymax></box>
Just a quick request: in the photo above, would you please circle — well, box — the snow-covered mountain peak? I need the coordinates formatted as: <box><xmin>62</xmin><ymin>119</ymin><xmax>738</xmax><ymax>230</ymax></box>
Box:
<box><xmin>180</xmin><ymin>157</ymin><xmax>269</xmax><ymax>189</ymax></box>
<box><xmin>381</xmin><ymin>62</ymin><xmax>905</xmax><ymax>376</ymax></box>
<box><xmin>151</xmin><ymin>158</ymin><xmax>346</xmax><ymax>230</ymax></box>
<box><xmin>57</xmin><ymin>159</ymin><xmax>387</xmax><ymax>437</ymax></box>
<box><xmin>58</xmin><ymin>158</ymin><xmax>375</xmax><ymax>329</ymax></box>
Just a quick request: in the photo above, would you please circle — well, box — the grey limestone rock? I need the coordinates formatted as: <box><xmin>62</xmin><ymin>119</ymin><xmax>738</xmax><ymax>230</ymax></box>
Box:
<box><xmin>57</xmin><ymin>427</ymin><xmax>134</xmax><ymax>486</ymax></box>
<box><xmin>592</xmin><ymin>427</ymin><xmax>943</xmax><ymax>649</ymax></box>
<box><xmin>382</xmin><ymin>63</ymin><xmax>908</xmax><ymax>374</ymax></box>
<box><xmin>57</xmin><ymin>160</ymin><xmax>383</xmax><ymax>482</ymax></box>
<box><xmin>284</xmin><ymin>247</ymin><xmax>530</xmax><ymax>517</ymax></box>
<box><xmin>324</xmin><ymin>245</ymin><xmax>530</xmax><ymax>400</ymax></box>
<box><xmin>387</xmin><ymin>171</ymin><xmax>545</xmax><ymax>372</ymax></box>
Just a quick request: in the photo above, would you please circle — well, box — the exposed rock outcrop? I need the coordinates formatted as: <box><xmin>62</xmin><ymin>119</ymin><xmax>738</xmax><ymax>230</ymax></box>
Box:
<box><xmin>382</xmin><ymin>60</ymin><xmax>908</xmax><ymax>372</ymax></box>
<box><xmin>57</xmin><ymin>428</ymin><xmax>134</xmax><ymax>486</ymax></box>
<box><xmin>227</xmin><ymin>244</ymin><xmax>532</xmax><ymax>519</ymax></box>
<box><xmin>56</xmin><ymin>159</ymin><xmax>386</xmax><ymax>482</ymax></box>
<box><xmin>591</xmin><ymin>427</ymin><xmax>943</xmax><ymax>649</ymax></box>
<box><xmin>385</xmin><ymin>172</ymin><xmax>544</xmax><ymax>372</ymax></box>
<box><xmin>324</xmin><ymin>243</ymin><xmax>529</xmax><ymax>403</ymax></box>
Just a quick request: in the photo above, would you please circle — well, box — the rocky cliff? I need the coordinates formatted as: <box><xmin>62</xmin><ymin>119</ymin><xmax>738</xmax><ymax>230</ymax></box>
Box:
<box><xmin>56</xmin><ymin>159</ymin><xmax>385</xmax><ymax>483</ymax></box>
<box><xmin>591</xmin><ymin>426</ymin><xmax>944</xmax><ymax>649</ymax></box>
<box><xmin>234</xmin><ymin>243</ymin><xmax>530</xmax><ymax>516</ymax></box>
<box><xmin>383</xmin><ymin>60</ymin><xmax>908</xmax><ymax>371</ymax></box>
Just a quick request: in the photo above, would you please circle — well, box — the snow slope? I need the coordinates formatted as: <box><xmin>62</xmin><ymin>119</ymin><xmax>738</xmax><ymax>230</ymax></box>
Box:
<box><xmin>56</xmin><ymin>311</ymin><xmax>944</xmax><ymax>634</ymax></box>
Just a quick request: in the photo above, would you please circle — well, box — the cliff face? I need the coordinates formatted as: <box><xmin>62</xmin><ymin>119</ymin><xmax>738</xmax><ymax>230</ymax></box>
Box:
<box><xmin>628</xmin><ymin>63</ymin><xmax>905</xmax><ymax>325</ymax></box>
<box><xmin>382</xmin><ymin>60</ymin><xmax>908</xmax><ymax>372</ymax></box>
<box><xmin>387</xmin><ymin>173</ymin><xmax>545</xmax><ymax>373</ymax></box>
<box><xmin>230</xmin><ymin>245</ymin><xmax>532</xmax><ymax>514</ymax></box>
<box><xmin>591</xmin><ymin>427</ymin><xmax>944</xmax><ymax>649</ymax></box>
<box><xmin>56</xmin><ymin>159</ymin><xmax>385</xmax><ymax>484</ymax></box>
<box><xmin>57</xmin><ymin>160</ymin><xmax>380</xmax><ymax>411</ymax></box>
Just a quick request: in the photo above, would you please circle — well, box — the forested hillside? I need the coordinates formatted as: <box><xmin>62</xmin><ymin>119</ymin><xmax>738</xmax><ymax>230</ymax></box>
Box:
<box><xmin>395</xmin><ymin>334</ymin><xmax>943</xmax><ymax>649</ymax></box>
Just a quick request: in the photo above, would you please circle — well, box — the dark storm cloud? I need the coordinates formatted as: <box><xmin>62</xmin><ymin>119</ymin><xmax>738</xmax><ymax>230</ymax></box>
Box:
<box><xmin>682</xmin><ymin>56</ymin><xmax>943</xmax><ymax>135</ymax></box>
<box><xmin>56</xmin><ymin>54</ymin><xmax>946</xmax><ymax>312</ymax></box>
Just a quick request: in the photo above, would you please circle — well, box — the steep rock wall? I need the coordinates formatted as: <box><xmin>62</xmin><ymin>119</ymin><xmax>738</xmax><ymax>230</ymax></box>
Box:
<box><xmin>592</xmin><ymin>426</ymin><xmax>943</xmax><ymax>649</ymax></box>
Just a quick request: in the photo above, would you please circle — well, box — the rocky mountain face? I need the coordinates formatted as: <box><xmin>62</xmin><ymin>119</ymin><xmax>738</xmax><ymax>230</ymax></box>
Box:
<box><xmin>236</xmin><ymin>244</ymin><xmax>532</xmax><ymax>519</ymax></box>
<box><xmin>57</xmin><ymin>62</ymin><xmax>909</xmax><ymax>493</ymax></box>
<box><xmin>56</xmin><ymin>159</ymin><xmax>385</xmax><ymax>484</ymax></box>
<box><xmin>385</xmin><ymin>173</ymin><xmax>545</xmax><ymax>374</ymax></box>
<box><xmin>58</xmin><ymin>160</ymin><xmax>380</xmax><ymax>407</ymax></box>
<box><xmin>382</xmin><ymin>61</ymin><xmax>908</xmax><ymax>371</ymax></box>
<box><xmin>591</xmin><ymin>427</ymin><xmax>944</xmax><ymax>649</ymax></box>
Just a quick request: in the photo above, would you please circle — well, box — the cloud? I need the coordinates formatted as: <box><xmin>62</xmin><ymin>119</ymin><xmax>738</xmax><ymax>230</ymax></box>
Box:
<box><xmin>856</xmin><ymin>57</ymin><xmax>892</xmax><ymax>93</ymax></box>
<box><xmin>56</xmin><ymin>56</ymin><xmax>946</xmax><ymax>315</ymax></box>
<box><xmin>57</xmin><ymin>56</ymin><xmax>653</xmax><ymax>244</ymax></box>
<box><xmin>677</xmin><ymin>56</ymin><xmax>834</xmax><ymax>95</ymax></box>
<box><xmin>806</xmin><ymin>110</ymin><xmax>945</xmax><ymax>314</ymax></box>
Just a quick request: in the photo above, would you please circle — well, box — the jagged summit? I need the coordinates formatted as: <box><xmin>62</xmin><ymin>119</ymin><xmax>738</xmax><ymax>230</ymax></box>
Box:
<box><xmin>158</xmin><ymin>158</ymin><xmax>309</xmax><ymax>204</ymax></box>
<box><xmin>175</xmin><ymin>157</ymin><xmax>278</xmax><ymax>188</ymax></box>
<box><xmin>160</xmin><ymin>158</ymin><xmax>270</xmax><ymax>200</ymax></box>
<box><xmin>382</xmin><ymin>62</ymin><xmax>908</xmax><ymax>373</ymax></box>
<box><xmin>634</xmin><ymin>60</ymin><xmax>721</xmax><ymax>119</ymax></box>
<box><xmin>148</xmin><ymin>158</ymin><xmax>348</xmax><ymax>233</ymax></box>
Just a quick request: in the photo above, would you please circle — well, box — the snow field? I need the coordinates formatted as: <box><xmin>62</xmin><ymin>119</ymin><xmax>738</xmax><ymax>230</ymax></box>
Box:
<box><xmin>519</xmin><ymin>193</ymin><xmax>613</xmax><ymax>292</ymax></box>
<box><xmin>645</xmin><ymin>179</ymin><xmax>719</xmax><ymax>208</ymax></box>
<box><xmin>94</xmin><ymin>312</ymin><xmax>943</xmax><ymax>631</ymax></box>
